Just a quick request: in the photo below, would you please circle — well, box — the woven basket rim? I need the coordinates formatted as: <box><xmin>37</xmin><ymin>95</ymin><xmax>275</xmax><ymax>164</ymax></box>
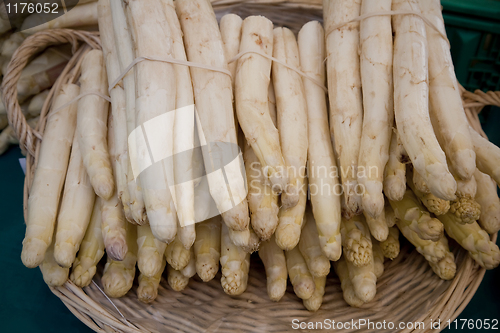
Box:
<box><xmin>2</xmin><ymin>2</ymin><xmax>500</xmax><ymax>332</ymax></box>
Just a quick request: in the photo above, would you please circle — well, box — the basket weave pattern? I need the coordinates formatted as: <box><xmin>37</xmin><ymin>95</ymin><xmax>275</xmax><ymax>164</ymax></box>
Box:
<box><xmin>2</xmin><ymin>2</ymin><xmax>500</xmax><ymax>332</ymax></box>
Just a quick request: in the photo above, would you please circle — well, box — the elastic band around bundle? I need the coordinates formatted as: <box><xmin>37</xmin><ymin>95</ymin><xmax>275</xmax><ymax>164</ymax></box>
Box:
<box><xmin>108</xmin><ymin>56</ymin><xmax>232</xmax><ymax>95</ymax></box>
<box><xmin>49</xmin><ymin>91</ymin><xmax>111</xmax><ymax>117</ymax></box>
<box><xmin>228</xmin><ymin>50</ymin><xmax>328</xmax><ymax>93</ymax></box>
<box><xmin>325</xmin><ymin>10</ymin><xmax>450</xmax><ymax>46</ymax></box>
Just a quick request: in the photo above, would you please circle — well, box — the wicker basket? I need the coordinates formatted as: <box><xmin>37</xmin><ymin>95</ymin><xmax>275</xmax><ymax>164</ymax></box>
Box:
<box><xmin>2</xmin><ymin>2</ymin><xmax>500</xmax><ymax>332</ymax></box>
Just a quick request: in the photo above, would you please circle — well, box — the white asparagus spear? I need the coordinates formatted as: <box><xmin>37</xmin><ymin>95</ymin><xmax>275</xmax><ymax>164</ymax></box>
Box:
<box><xmin>324</xmin><ymin>0</ymin><xmax>363</xmax><ymax>218</ymax></box>
<box><xmin>358</xmin><ymin>0</ymin><xmax>393</xmax><ymax>219</ymax></box>
<box><xmin>138</xmin><ymin>259</ymin><xmax>166</xmax><ymax>304</ymax></box>
<box><xmin>333</xmin><ymin>257</ymin><xmax>364</xmax><ymax>307</ymax></box>
<box><xmin>27</xmin><ymin>90</ymin><xmax>49</xmax><ymax>118</ymax></box>
<box><xmin>469</xmin><ymin>126</ymin><xmax>500</xmax><ymax>185</ymax></box>
<box><xmin>54</xmin><ymin>133</ymin><xmax>96</xmax><ymax>268</ymax></box>
<box><xmin>364</xmin><ymin>207</ymin><xmax>389</xmax><ymax>242</ymax></box>
<box><xmin>77</xmin><ymin>49</ymin><xmax>114</xmax><ymax>200</ymax></box>
<box><xmin>165</xmin><ymin>234</ymin><xmax>191</xmax><ymax>271</ymax></box>
<box><xmin>70</xmin><ymin>199</ymin><xmax>105</xmax><ymax>287</ymax></box>
<box><xmin>412</xmin><ymin>169</ymin><xmax>430</xmax><ymax>194</ymax></box>
<box><xmin>475</xmin><ymin>169</ymin><xmax>500</xmax><ymax>234</ymax></box>
<box><xmin>109</xmin><ymin>0</ymin><xmax>147</xmax><ymax>224</ymax></box>
<box><xmin>384</xmin><ymin>130</ymin><xmax>407</xmax><ymax>201</ymax></box>
<box><xmin>299</xmin><ymin>207</ymin><xmax>331</xmax><ymax>278</ymax></box>
<box><xmin>392</xmin><ymin>0</ymin><xmax>456</xmax><ymax>200</ymax></box>
<box><xmin>176</xmin><ymin>0</ymin><xmax>250</xmax><ymax>232</ymax></box>
<box><xmin>380</xmin><ymin>226</ymin><xmax>400</xmax><ymax>260</ymax></box>
<box><xmin>385</xmin><ymin>203</ymin><xmax>397</xmax><ymax>228</ymax></box>
<box><xmin>230</xmin><ymin>225</ymin><xmax>261</xmax><ymax>253</ymax></box>
<box><xmin>21</xmin><ymin>1</ymin><xmax>98</xmax><ymax>35</ymax></box>
<box><xmin>419</xmin><ymin>0</ymin><xmax>476</xmax><ymax>180</ymax></box>
<box><xmin>98</xmin><ymin>0</ymin><xmax>131</xmax><ymax>219</ymax></box>
<box><xmin>341</xmin><ymin>214</ymin><xmax>373</xmax><ymax>267</ymax></box>
<box><xmin>181</xmin><ymin>248</ymin><xmax>196</xmax><ymax>278</ymax></box>
<box><xmin>303</xmin><ymin>275</ymin><xmax>326</xmax><ymax>312</ymax></box>
<box><xmin>163</xmin><ymin>0</ymin><xmax>196</xmax><ymax>249</ymax></box>
<box><xmin>220</xmin><ymin>223</ymin><xmax>250</xmax><ymax>296</ymax></box>
<box><xmin>101</xmin><ymin>223</ymin><xmax>137</xmax><ymax>298</ymax></box>
<box><xmin>40</xmin><ymin>240</ymin><xmax>69</xmax><ymax>287</ymax></box>
<box><xmin>408</xmin><ymin>169</ymin><xmax>451</xmax><ymax>216</ymax></box>
<box><xmin>346</xmin><ymin>249</ymin><xmax>376</xmax><ymax>303</ymax></box>
<box><xmin>285</xmin><ymin>246</ymin><xmax>315</xmax><ymax>300</ymax></box>
<box><xmin>298</xmin><ymin>21</ymin><xmax>342</xmax><ymax>261</ymax></box>
<box><xmin>220</xmin><ymin>14</ymin><xmax>243</xmax><ymax>88</ymax></box>
<box><xmin>372</xmin><ymin>241</ymin><xmax>385</xmax><ymax>278</ymax></box>
<box><xmin>194</xmin><ymin>216</ymin><xmax>221</xmax><ymax>282</ymax></box>
<box><xmin>272</xmin><ymin>27</ymin><xmax>308</xmax><ymax>209</ymax></box>
<box><xmin>125</xmin><ymin>0</ymin><xmax>177</xmax><ymax>243</ymax></box>
<box><xmin>167</xmin><ymin>265</ymin><xmax>190</xmax><ymax>291</ymax></box>
<box><xmin>137</xmin><ymin>225</ymin><xmax>168</xmax><ymax>278</ymax></box>
<box><xmin>21</xmin><ymin>84</ymin><xmax>80</xmax><ymax>268</ymax></box>
<box><xmin>258</xmin><ymin>235</ymin><xmax>287</xmax><ymax>302</ymax></box>
<box><xmin>235</xmin><ymin>16</ymin><xmax>288</xmax><ymax>194</ymax></box>
<box><xmin>275</xmin><ymin>177</ymin><xmax>308</xmax><ymax>251</ymax></box>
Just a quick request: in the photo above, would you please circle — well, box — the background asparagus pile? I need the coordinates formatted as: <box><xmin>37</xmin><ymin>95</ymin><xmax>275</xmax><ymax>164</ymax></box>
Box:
<box><xmin>7</xmin><ymin>0</ymin><xmax>500</xmax><ymax>312</ymax></box>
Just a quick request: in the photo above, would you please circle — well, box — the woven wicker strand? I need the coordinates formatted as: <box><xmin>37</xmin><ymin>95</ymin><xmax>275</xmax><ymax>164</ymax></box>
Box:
<box><xmin>2</xmin><ymin>2</ymin><xmax>500</xmax><ymax>332</ymax></box>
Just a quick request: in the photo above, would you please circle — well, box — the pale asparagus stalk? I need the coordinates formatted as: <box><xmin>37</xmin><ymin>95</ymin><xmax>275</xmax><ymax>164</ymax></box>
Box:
<box><xmin>181</xmin><ymin>248</ymin><xmax>196</xmax><ymax>278</ymax></box>
<box><xmin>448</xmin><ymin>173</ymin><xmax>481</xmax><ymax>224</ymax></box>
<box><xmin>298</xmin><ymin>21</ymin><xmax>342</xmax><ymax>260</ymax></box>
<box><xmin>299</xmin><ymin>208</ymin><xmax>331</xmax><ymax>277</ymax></box>
<box><xmin>385</xmin><ymin>203</ymin><xmax>397</xmax><ymax>228</ymax></box>
<box><xmin>163</xmin><ymin>0</ymin><xmax>196</xmax><ymax>248</ymax></box>
<box><xmin>109</xmin><ymin>0</ymin><xmax>146</xmax><ymax>224</ymax></box>
<box><xmin>235</xmin><ymin>16</ymin><xmax>288</xmax><ymax>194</ymax></box>
<box><xmin>220</xmin><ymin>223</ymin><xmax>250</xmax><ymax>296</ymax></box>
<box><xmin>232</xmin><ymin>225</ymin><xmax>261</xmax><ymax>254</ymax></box>
<box><xmin>272</xmin><ymin>27</ymin><xmax>308</xmax><ymax>208</ymax></box>
<box><xmin>77</xmin><ymin>49</ymin><xmax>114</xmax><ymax>200</ymax></box>
<box><xmin>0</xmin><ymin>117</ymin><xmax>38</xmax><ymax>155</ymax></box>
<box><xmin>380</xmin><ymin>227</ymin><xmax>400</xmax><ymax>260</ymax></box>
<box><xmin>412</xmin><ymin>169</ymin><xmax>430</xmax><ymax>194</ymax></box>
<box><xmin>390</xmin><ymin>189</ymin><xmax>444</xmax><ymax>242</ymax></box>
<box><xmin>333</xmin><ymin>257</ymin><xmax>364</xmax><ymax>307</ymax></box>
<box><xmin>194</xmin><ymin>216</ymin><xmax>221</xmax><ymax>282</ymax></box>
<box><xmin>220</xmin><ymin>14</ymin><xmax>242</xmax><ymax>86</ymax></box>
<box><xmin>268</xmin><ymin>83</ymin><xmax>277</xmax><ymax>126</ymax></box>
<box><xmin>101</xmin><ymin>223</ymin><xmax>137</xmax><ymax>298</ymax></box>
<box><xmin>40</xmin><ymin>240</ymin><xmax>69</xmax><ymax>287</ymax></box>
<box><xmin>345</xmin><ymin>249</ymin><xmax>377</xmax><ymax>303</ymax></box>
<box><xmin>372</xmin><ymin>241</ymin><xmax>385</xmax><ymax>278</ymax></box>
<box><xmin>126</xmin><ymin>0</ymin><xmax>177</xmax><ymax>243</ymax></box>
<box><xmin>392</xmin><ymin>0</ymin><xmax>456</xmax><ymax>200</ymax></box>
<box><xmin>384</xmin><ymin>130</ymin><xmax>407</xmax><ymax>201</ymax></box>
<box><xmin>340</xmin><ymin>214</ymin><xmax>372</xmax><ymax>267</ymax></box>
<box><xmin>137</xmin><ymin>225</ymin><xmax>168</xmax><ymax>278</ymax></box>
<box><xmin>303</xmin><ymin>275</ymin><xmax>326</xmax><ymax>312</ymax></box>
<box><xmin>408</xmin><ymin>170</ymin><xmax>450</xmax><ymax>216</ymax></box>
<box><xmin>258</xmin><ymin>235</ymin><xmax>287</xmax><ymax>302</ymax></box>
<box><xmin>98</xmin><ymin>0</ymin><xmax>131</xmax><ymax>219</ymax></box>
<box><xmin>285</xmin><ymin>246</ymin><xmax>315</xmax><ymax>300</ymax></box>
<box><xmin>176</xmin><ymin>0</ymin><xmax>250</xmax><ymax>232</ymax></box>
<box><xmin>324</xmin><ymin>0</ymin><xmax>363</xmax><ymax>217</ymax></box>
<box><xmin>244</xmin><ymin>141</ymin><xmax>279</xmax><ymax>241</ymax></box>
<box><xmin>358</xmin><ymin>0</ymin><xmax>393</xmax><ymax>219</ymax></box>
<box><xmin>437</xmin><ymin>213</ymin><xmax>500</xmax><ymax>269</ymax></box>
<box><xmin>395</xmin><ymin>212</ymin><xmax>448</xmax><ymax>264</ymax></box>
<box><xmin>54</xmin><ymin>133</ymin><xmax>96</xmax><ymax>268</ymax></box>
<box><xmin>21</xmin><ymin>84</ymin><xmax>80</xmax><ymax>268</ymax></box>
<box><xmin>364</xmin><ymin>206</ymin><xmax>389</xmax><ymax>242</ymax></box>
<box><xmin>470</xmin><ymin>127</ymin><xmax>500</xmax><ymax>185</ymax></box>
<box><xmin>167</xmin><ymin>265</ymin><xmax>189</xmax><ymax>291</ymax></box>
<box><xmin>70</xmin><ymin>199</ymin><xmax>105</xmax><ymax>287</ymax></box>
<box><xmin>165</xmin><ymin>234</ymin><xmax>191</xmax><ymax>271</ymax></box>
<box><xmin>475</xmin><ymin>169</ymin><xmax>500</xmax><ymax>234</ymax></box>
<box><xmin>27</xmin><ymin>90</ymin><xmax>49</xmax><ymax>118</ymax></box>
<box><xmin>138</xmin><ymin>259</ymin><xmax>166</xmax><ymax>304</ymax></box>
<box><xmin>21</xmin><ymin>1</ymin><xmax>98</xmax><ymax>35</ymax></box>
<box><xmin>16</xmin><ymin>47</ymin><xmax>69</xmax><ymax>104</ymax></box>
<box><xmin>429</xmin><ymin>250</ymin><xmax>456</xmax><ymax>280</ymax></box>
<box><xmin>101</xmin><ymin>193</ymin><xmax>128</xmax><ymax>261</ymax></box>
<box><xmin>419</xmin><ymin>0</ymin><xmax>475</xmax><ymax>180</ymax></box>
<box><xmin>275</xmin><ymin>177</ymin><xmax>308</xmax><ymax>251</ymax></box>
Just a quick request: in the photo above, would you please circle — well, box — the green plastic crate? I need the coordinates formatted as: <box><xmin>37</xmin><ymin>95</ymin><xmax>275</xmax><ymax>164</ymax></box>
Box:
<box><xmin>442</xmin><ymin>0</ymin><xmax>500</xmax><ymax>92</ymax></box>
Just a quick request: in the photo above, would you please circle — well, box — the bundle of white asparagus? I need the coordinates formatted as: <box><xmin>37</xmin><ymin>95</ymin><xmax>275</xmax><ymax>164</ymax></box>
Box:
<box><xmin>10</xmin><ymin>0</ymin><xmax>500</xmax><ymax>311</ymax></box>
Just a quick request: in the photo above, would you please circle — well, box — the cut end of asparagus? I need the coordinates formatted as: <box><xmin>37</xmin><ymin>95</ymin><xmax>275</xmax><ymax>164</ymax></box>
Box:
<box><xmin>450</xmin><ymin>149</ymin><xmax>476</xmax><ymax>181</ymax></box>
<box><xmin>53</xmin><ymin>243</ymin><xmax>78</xmax><ymax>268</ymax></box>
<box><xmin>93</xmin><ymin>174</ymin><xmax>115</xmax><ymax>200</ymax></box>
<box><xmin>423</xmin><ymin>193</ymin><xmax>450</xmax><ymax>216</ymax></box>
<box><xmin>275</xmin><ymin>222</ymin><xmax>301</xmax><ymax>251</ymax></box>
<box><xmin>450</xmin><ymin>197</ymin><xmax>481</xmax><ymax>224</ymax></box>
<box><xmin>105</xmin><ymin>239</ymin><xmax>128</xmax><ymax>262</ymax></box>
<box><xmin>21</xmin><ymin>239</ymin><xmax>48</xmax><ymax>268</ymax></box>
